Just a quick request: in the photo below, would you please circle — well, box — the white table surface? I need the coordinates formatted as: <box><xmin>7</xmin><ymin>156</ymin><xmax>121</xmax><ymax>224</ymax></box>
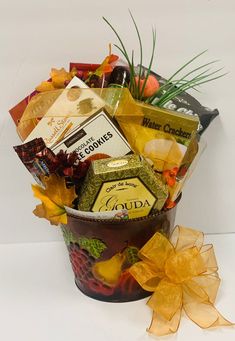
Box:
<box><xmin>0</xmin><ymin>233</ymin><xmax>234</xmax><ymax>341</ymax></box>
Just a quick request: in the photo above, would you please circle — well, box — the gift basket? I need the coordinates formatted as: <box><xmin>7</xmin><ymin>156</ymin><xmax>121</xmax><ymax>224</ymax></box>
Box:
<box><xmin>10</xmin><ymin>12</ymin><xmax>232</xmax><ymax>336</ymax></box>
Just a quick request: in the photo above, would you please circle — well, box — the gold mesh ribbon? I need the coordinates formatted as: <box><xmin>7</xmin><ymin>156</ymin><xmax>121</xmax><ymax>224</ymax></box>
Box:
<box><xmin>129</xmin><ymin>226</ymin><xmax>233</xmax><ymax>336</ymax></box>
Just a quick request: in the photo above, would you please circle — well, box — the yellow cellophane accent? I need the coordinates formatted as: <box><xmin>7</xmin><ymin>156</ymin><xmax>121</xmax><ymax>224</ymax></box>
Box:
<box><xmin>114</xmin><ymin>93</ymin><xmax>198</xmax><ymax>169</ymax></box>
<box><xmin>115</xmin><ymin>112</ymin><xmax>185</xmax><ymax>172</ymax></box>
<box><xmin>16</xmin><ymin>88</ymin><xmax>117</xmax><ymax>142</ymax></box>
<box><xmin>17</xmin><ymin>87</ymin><xmax>200</xmax><ymax>201</ymax></box>
<box><xmin>112</xmin><ymin>90</ymin><xmax>201</xmax><ymax>201</ymax></box>
<box><xmin>17</xmin><ymin>90</ymin><xmax>61</xmax><ymax>141</ymax></box>
<box><xmin>129</xmin><ymin>226</ymin><xmax>233</xmax><ymax>336</ymax></box>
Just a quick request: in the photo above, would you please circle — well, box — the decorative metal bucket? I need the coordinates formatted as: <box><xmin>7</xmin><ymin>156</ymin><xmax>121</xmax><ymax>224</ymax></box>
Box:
<box><xmin>62</xmin><ymin>196</ymin><xmax>180</xmax><ymax>302</ymax></box>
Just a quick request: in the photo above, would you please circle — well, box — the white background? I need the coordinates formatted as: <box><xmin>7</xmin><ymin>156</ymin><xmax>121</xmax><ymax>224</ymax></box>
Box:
<box><xmin>0</xmin><ymin>2</ymin><xmax>235</xmax><ymax>341</ymax></box>
<box><xmin>0</xmin><ymin>0</ymin><xmax>235</xmax><ymax>243</ymax></box>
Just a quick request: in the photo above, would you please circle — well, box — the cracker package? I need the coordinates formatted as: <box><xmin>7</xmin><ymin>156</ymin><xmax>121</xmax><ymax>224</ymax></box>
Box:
<box><xmin>113</xmin><ymin>92</ymin><xmax>200</xmax><ymax>200</ymax></box>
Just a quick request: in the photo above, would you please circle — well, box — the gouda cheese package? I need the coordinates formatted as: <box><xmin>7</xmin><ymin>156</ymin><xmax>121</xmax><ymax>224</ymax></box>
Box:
<box><xmin>77</xmin><ymin>154</ymin><xmax>168</xmax><ymax>218</ymax></box>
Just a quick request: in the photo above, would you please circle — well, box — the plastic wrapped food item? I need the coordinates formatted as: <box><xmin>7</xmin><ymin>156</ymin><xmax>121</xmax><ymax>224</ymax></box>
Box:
<box><xmin>15</xmin><ymin>86</ymin><xmax>131</xmax><ymax>146</ymax></box>
<box><xmin>115</xmin><ymin>95</ymin><xmax>199</xmax><ymax>171</ymax></box>
<box><xmin>119</xmin><ymin>124</ymin><xmax>187</xmax><ymax>172</ymax></box>
<box><xmin>17</xmin><ymin>85</ymin><xmax>106</xmax><ymax>145</ymax></box>
<box><xmin>113</xmin><ymin>91</ymin><xmax>200</xmax><ymax>201</ymax></box>
<box><xmin>14</xmin><ymin>138</ymin><xmax>92</xmax><ymax>190</ymax></box>
<box><xmin>13</xmin><ymin>138</ymin><xmax>58</xmax><ymax>185</ymax></box>
<box><xmin>138</xmin><ymin>65</ymin><xmax>219</xmax><ymax>135</ymax></box>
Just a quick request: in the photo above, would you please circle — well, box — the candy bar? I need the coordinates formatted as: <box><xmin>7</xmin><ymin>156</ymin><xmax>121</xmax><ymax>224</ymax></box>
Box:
<box><xmin>14</xmin><ymin>138</ymin><xmax>58</xmax><ymax>185</ymax></box>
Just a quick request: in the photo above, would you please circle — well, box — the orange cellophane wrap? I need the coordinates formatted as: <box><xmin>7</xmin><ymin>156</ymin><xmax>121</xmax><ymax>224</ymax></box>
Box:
<box><xmin>129</xmin><ymin>226</ymin><xmax>233</xmax><ymax>336</ymax></box>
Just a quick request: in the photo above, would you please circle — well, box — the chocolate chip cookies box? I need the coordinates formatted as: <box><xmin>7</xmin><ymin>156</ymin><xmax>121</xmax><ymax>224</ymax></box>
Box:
<box><xmin>77</xmin><ymin>154</ymin><xmax>168</xmax><ymax>218</ymax></box>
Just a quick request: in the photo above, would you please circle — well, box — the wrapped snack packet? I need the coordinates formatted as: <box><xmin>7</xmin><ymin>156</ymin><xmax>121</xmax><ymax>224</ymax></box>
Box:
<box><xmin>114</xmin><ymin>95</ymin><xmax>199</xmax><ymax>171</ymax></box>
<box><xmin>138</xmin><ymin>65</ymin><xmax>219</xmax><ymax>134</ymax></box>
<box><xmin>113</xmin><ymin>93</ymin><xmax>200</xmax><ymax>201</ymax></box>
<box><xmin>13</xmin><ymin>138</ymin><xmax>58</xmax><ymax>185</ymax></box>
<box><xmin>14</xmin><ymin>137</ymin><xmax>93</xmax><ymax>190</ymax></box>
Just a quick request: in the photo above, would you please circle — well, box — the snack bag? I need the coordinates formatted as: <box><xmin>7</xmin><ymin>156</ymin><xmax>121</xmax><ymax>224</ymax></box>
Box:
<box><xmin>139</xmin><ymin>65</ymin><xmax>219</xmax><ymax>135</ymax></box>
<box><xmin>114</xmin><ymin>94</ymin><xmax>200</xmax><ymax>200</ymax></box>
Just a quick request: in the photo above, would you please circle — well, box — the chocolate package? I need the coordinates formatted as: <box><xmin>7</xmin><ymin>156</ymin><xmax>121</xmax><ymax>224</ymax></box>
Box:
<box><xmin>13</xmin><ymin>138</ymin><xmax>58</xmax><ymax>185</ymax></box>
<box><xmin>52</xmin><ymin>109</ymin><xmax>132</xmax><ymax>161</ymax></box>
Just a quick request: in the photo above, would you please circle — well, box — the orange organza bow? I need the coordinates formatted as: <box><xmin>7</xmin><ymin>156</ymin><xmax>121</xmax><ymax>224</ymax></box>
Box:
<box><xmin>129</xmin><ymin>226</ymin><xmax>233</xmax><ymax>336</ymax></box>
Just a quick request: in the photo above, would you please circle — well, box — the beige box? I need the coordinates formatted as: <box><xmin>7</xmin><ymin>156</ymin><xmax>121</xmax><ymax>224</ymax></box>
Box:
<box><xmin>52</xmin><ymin>110</ymin><xmax>132</xmax><ymax>161</ymax></box>
<box><xmin>23</xmin><ymin>79</ymin><xmax>105</xmax><ymax>147</ymax></box>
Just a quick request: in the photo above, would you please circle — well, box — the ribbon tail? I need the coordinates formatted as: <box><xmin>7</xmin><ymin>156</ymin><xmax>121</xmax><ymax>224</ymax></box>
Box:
<box><xmin>147</xmin><ymin>308</ymin><xmax>181</xmax><ymax>336</ymax></box>
<box><xmin>183</xmin><ymin>301</ymin><xmax>233</xmax><ymax>329</ymax></box>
